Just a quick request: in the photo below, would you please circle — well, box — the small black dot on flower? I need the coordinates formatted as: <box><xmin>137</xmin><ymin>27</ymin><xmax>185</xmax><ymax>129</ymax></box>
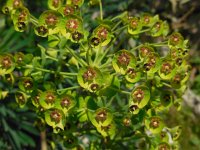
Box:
<box><xmin>91</xmin><ymin>37</ymin><xmax>100</xmax><ymax>46</ymax></box>
<box><xmin>17</xmin><ymin>22</ymin><xmax>26</xmax><ymax>30</ymax></box>
<box><xmin>72</xmin><ymin>31</ymin><xmax>83</xmax><ymax>41</ymax></box>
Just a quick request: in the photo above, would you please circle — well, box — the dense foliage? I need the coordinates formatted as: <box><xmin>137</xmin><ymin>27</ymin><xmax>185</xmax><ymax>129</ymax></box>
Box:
<box><xmin>0</xmin><ymin>0</ymin><xmax>192</xmax><ymax>149</ymax></box>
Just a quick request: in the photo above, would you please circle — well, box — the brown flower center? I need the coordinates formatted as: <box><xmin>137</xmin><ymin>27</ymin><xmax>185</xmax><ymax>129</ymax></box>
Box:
<box><xmin>117</xmin><ymin>52</ymin><xmax>131</xmax><ymax>66</ymax></box>
<box><xmin>45</xmin><ymin>14</ymin><xmax>57</xmax><ymax>26</ymax></box>
<box><xmin>97</xmin><ymin>27</ymin><xmax>108</xmax><ymax>40</ymax></box>
<box><xmin>66</xmin><ymin>19</ymin><xmax>79</xmax><ymax>30</ymax></box>
<box><xmin>95</xmin><ymin>110</ymin><xmax>107</xmax><ymax>123</ymax></box>
<box><xmin>1</xmin><ymin>56</ymin><xmax>12</xmax><ymax>69</ymax></box>
<box><xmin>83</xmin><ymin>68</ymin><xmax>96</xmax><ymax>81</ymax></box>
<box><xmin>61</xmin><ymin>97</ymin><xmax>71</xmax><ymax>108</ymax></box>
<box><xmin>50</xmin><ymin>110</ymin><xmax>61</xmax><ymax>123</ymax></box>
<box><xmin>150</xmin><ymin>118</ymin><xmax>160</xmax><ymax>129</ymax></box>
<box><xmin>161</xmin><ymin>63</ymin><xmax>172</xmax><ymax>74</ymax></box>
<box><xmin>133</xmin><ymin>89</ymin><xmax>144</xmax><ymax>102</ymax></box>
<box><xmin>45</xmin><ymin>93</ymin><xmax>55</xmax><ymax>104</ymax></box>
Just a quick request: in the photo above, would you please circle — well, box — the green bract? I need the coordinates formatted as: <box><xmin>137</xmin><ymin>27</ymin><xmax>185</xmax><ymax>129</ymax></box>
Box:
<box><xmin>130</xmin><ymin>85</ymin><xmax>150</xmax><ymax>108</ymax></box>
<box><xmin>150</xmin><ymin>20</ymin><xmax>169</xmax><ymax>37</ymax></box>
<box><xmin>55</xmin><ymin>93</ymin><xmax>76</xmax><ymax>114</ymax></box>
<box><xmin>18</xmin><ymin>77</ymin><xmax>34</xmax><ymax>93</ymax></box>
<box><xmin>112</xmin><ymin>50</ymin><xmax>136</xmax><ymax>75</ymax></box>
<box><xmin>139</xmin><ymin>45</ymin><xmax>154</xmax><ymax>59</ymax></box>
<box><xmin>158</xmin><ymin>58</ymin><xmax>176</xmax><ymax>80</ymax></box>
<box><xmin>45</xmin><ymin>109</ymin><xmax>66</xmax><ymax>129</ymax></box>
<box><xmin>145</xmin><ymin>116</ymin><xmax>164</xmax><ymax>134</ymax></box>
<box><xmin>0</xmin><ymin>54</ymin><xmax>15</xmax><ymax>75</ymax></box>
<box><xmin>92</xmin><ymin>24</ymin><xmax>113</xmax><ymax>46</ymax></box>
<box><xmin>2</xmin><ymin>0</ymin><xmax>23</xmax><ymax>14</ymax></box>
<box><xmin>11</xmin><ymin>7</ymin><xmax>30</xmax><ymax>32</ymax></box>
<box><xmin>15</xmin><ymin>91</ymin><xmax>28</xmax><ymax>108</ymax></box>
<box><xmin>48</xmin><ymin>0</ymin><xmax>63</xmax><ymax>10</ymax></box>
<box><xmin>38</xmin><ymin>10</ymin><xmax>62</xmax><ymax>35</ymax></box>
<box><xmin>128</xmin><ymin>17</ymin><xmax>142</xmax><ymax>35</ymax></box>
<box><xmin>89</xmin><ymin>107</ymin><xmax>113</xmax><ymax>127</ymax></box>
<box><xmin>39</xmin><ymin>90</ymin><xmax>57</xmax><ymax>109</ymax></box>
<box><xmin>77</xmin><ymin>67</ymin><xmax>103</xmax><ymax>92</ymax></box>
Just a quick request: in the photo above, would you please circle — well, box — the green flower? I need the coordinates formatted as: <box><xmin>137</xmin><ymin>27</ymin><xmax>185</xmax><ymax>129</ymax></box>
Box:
<box><xmin>31</xmin><ymin>90</ymin><xmax>42</xmax><ymax>108</ymax></box>
<box><xmin>138</xmin><ymin>45</ymin><xmax>154</xmax><ymax>59</ymax></box>
<box><xmin>130</xmin><ymin>86</ymin><xmax>150</xmax><ymax>108</ymax></box>
<box><xmin>2</xmin><ymin>0</ymin><xmax>23</xmax><ymax>14</ymax></box>
<box><xmin>77</xmin><ymin>67</ymin><xmax>103</xmax><ymax>92</ymax></box>
<box><xmin>3</xmin><ymin>73</ymin><xmax>15</xmax><ymax>85</ymax></box>
<box><xmin>18</xmin><ymin>77</ymin><xmax>35</xmax><ymax>93</ymax></box>
<box><xmin>55</xmin><ymin>94</ymin><xmax>76</xmax><ymax>114</ymax></box>
<box><xmin>150</xmin><ymin>20</ymin><xmax>169</xmax><ymax>37</ymax></box>
<box><xmin>92</xmin><ymin>25</ymin><xmax>113</xmax><ymax>46</ymax></box>
<box><xmin>45</xmin><ymin>109</ymin><xmax>66</xmax><ymax>129</ymax></box>
<box><xmin>129</xmin><ymin>105</ymin><xmax>140</xmax><ymax>114</ymax></box>
<box><xmin>96</xmin><ymin>123</ymin><xmax>116</xmax><ymax>137</ymax></box>
<box><xmin>11</xmin><ymin>7</ymin><xmax>30</xmax><ymax>32</ymax></box>
<box><xmin>141</xmin><ymin>14</ymin><xmax>159</xmax><ymax>27</ymax></box>
<box><xmin>67</xmin><ymin>0</ymin><xmax>84</xmax><ymax>7</ymax></box>
<box><xmin>39</xmin><ymin>90</ymin><xmax>57</xmax><ymax>109</ymax></box>
<box><xmin>125</xmin><ymin>68</ymin><xmax>141</xmax><ymax>83</ymax></box>
<box><xmin>158</xmin><ymin>58</ymin><xmax>176</xmax><ymax>80</ymax></box>
<box><xmin>34</xmin><ymin>25</ymin><xmax>49</xmax><ymax>37</ymax></box>
<box><xmin>89</xmin><ymin>108</ymin><xmax>113</xmax><ymax>127</ymax></box>
<box><xmin>128</xmin><ymin>17</ymin><xmax>143</xmax><ymax>35</ymax></box>
<box><xmin>48</xmin><ymin>0</ymin><xmax>63</xmax><ymax>10</ymax></box>
<box><xmin>112</xmin><ymin>50</ymin><xmax>136</xmax><ymax>75</ymax></box>
<box><xmin>168</xmin><ymin>32</ymin><xmax>184</xmax><ymax>47</ymax></box>
<box><xmin>0</xmin><ymin>54</ymin><xmax>15</xmax><ymax>75</ymax></box>
<box><xmin>145</xmin><ymin>116</ymin><xmax>165</xmax><ymax>134</ymax></box>
<box><xmin>143</xmin><ymin>52</ymin><xmax>161</xmax><ymax>74</ymax></box>
<box><xmin>156</xmin><ymin>142</ymin><xmax>170</xmax><ymax>150</ymax></box>
<box><xmin>38</xmin><ymin>10</ymin><xmax>62</xmax><ymax>35</ymax></box>
<box><xmin>15</xmin><ymin>91</ymin><xmax>28</xmax><ymax>108</ymax></box>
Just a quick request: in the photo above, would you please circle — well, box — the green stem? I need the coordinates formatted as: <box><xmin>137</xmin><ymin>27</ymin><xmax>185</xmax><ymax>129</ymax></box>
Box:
<box><xmin>25</xmin><ymin>65</ymin><xmax>77</xmax><ymax>76</ymax></box>
<box><xmin>65</xmin><ymin>46</ymin><xmax>88</xmax><ymax>67</ymax></box>
<box><xmin>113</xmin><ymin>25</ymin><xmax>128</xmax><ymax>33</ymax></box>
<box><xmin>111</xmin><ymin>20</ymin><xmax>122</xmax><ymax>31</ymax></box>
<box><xmin>99</xmin><ymin>0</ymin><xmax>103</xmax><ymax>20</ymax></box>
<box><xmin>57</xmin><ymin>86</ymin><xmax>80</xmax><ymax>93</ymax></box>
<box><xmin>29</xmin><ymin>15</ymin><xmax>38</xmax><ymax>26</ymax></box>
<box><xmin>108</xmin><ymin>87</ymin><xmax>131</xmax><ymax>95</ymax></box>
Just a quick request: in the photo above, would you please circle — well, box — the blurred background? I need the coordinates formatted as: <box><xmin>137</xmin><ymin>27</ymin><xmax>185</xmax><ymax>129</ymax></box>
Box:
<box><xmin>0</xmin><ymin>0</ymin><xmax>200</xmax><ymax>149</ymax></box>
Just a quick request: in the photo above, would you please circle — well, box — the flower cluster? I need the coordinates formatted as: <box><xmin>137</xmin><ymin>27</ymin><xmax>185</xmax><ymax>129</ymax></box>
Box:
<box><xmin>1</xmin><ymin>0</ymin><xmax>190</xmax><ymax>149</ymax></box>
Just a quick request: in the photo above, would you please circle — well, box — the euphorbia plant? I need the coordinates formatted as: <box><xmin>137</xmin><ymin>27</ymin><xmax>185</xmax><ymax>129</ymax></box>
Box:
<box><xmin>1</xmin><ymin>0</ymin><xmax>190</xmax><ymax>149</ymax></box>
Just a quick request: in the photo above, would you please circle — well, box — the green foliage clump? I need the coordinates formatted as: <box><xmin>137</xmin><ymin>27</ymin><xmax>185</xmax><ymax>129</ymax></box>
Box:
<box><xmin>0</xmin><ymin>0</ymin><xmax>190</xmax><ymax>149</ymax></box>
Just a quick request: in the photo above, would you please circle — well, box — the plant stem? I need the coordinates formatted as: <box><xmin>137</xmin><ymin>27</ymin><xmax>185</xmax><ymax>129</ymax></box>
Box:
<box><xmin>65</xmin><ymin>46</ymin><xmax>88</xmax><ymax>67</ymax></box>
<box><xmin>29</xmin><ymin>15</ymin><xmax>38</xmax><ymax>26</ymax></box>
<box><xmin>57</xmin><ymin>86</ymin><xmax>80</xmax><ymax>93</ymax></box>
<box><xmin>108</xmin><ymin>87</ymin><xmax>131</xmax><ymax>95</ymax></box>
<box><xmin>25</xmin><ymin>65</ymin><xmax>77</xmax><ymax>76</ymax></box>
<box><xmin>99</xmin><ymin>0</ymin><xmax>103</xmax><ymax>20</ymax></box>
<box><xmin>113</xmin><ymin>25</ymin><xmax>128</xmax><ymax>33</ymax></box>
<box><xmin>111</xmin><ymin>20</ymin><xmax>122</xmax><ymax>31</ymax></box>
